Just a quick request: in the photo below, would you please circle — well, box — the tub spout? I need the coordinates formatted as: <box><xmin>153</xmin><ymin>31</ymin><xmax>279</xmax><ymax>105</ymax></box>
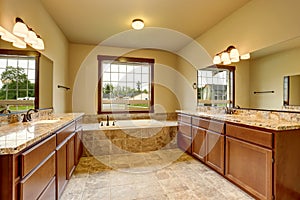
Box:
<box><xmin>106</xmin><ymin>115</ymin><xmax>109</xmax><ymax>126</ymax></box>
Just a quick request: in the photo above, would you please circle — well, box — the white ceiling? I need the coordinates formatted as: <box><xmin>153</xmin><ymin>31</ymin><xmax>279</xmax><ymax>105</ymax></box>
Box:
<box><xmin>41</xmin><ymin>0</ymin><xmax>251</xmax><ymax>51</ymax></box>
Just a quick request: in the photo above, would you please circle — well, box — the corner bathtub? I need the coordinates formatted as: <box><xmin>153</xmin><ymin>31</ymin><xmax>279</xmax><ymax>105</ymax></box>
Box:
<box><xmin>82</xmin><ymin>119</ymin><xmax>178</xmax><ymax>155</ymax></box>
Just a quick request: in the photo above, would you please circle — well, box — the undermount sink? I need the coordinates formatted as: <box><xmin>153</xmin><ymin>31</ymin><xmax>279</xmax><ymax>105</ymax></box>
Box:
<box><xmin>32</xmin><ymin>119</ymin><xmax>60</xmax><ymax>124</ymax></box>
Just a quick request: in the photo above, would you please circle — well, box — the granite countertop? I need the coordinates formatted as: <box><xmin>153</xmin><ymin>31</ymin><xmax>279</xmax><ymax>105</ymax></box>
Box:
<box><xmin>0</xmin><ymin>113</ymin><xmax>84</xmax><ymax>155</ymax></box>
<box><xmin>177</xmin><ymin>110</ymin><xmax>300</xmax><ymax>131</ymax></box>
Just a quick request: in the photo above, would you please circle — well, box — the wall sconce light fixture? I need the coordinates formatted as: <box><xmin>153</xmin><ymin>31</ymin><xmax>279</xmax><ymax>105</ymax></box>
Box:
<box><xmin>12</xmin><ymin>17</ymin><xmax>44</xmax><ymax>50</ymax></box>
<box><xmin>213</xmin><ymin>45</ymin><xmax>250</xmax><ymax>65</ymax></box>
<box><xmin>132</xmin><ymin>19</ymin><xmax>144</xmax><ymax>30</ymax></box>
<box><xmin>0</xmin><ymin>25</ymin><xmax>27</xmax><ymax>48</ymax></box>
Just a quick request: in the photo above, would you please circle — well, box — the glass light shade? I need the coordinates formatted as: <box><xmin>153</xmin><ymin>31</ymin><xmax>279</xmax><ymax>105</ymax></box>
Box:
<box><xmin>221</xmin><ymin>52</ymin><xmax>230</xmax><ymax>62</ymax></box>
<box><xmin>240</xmin><ymin>53</ymin><xmax>250</xmax><ymax>60</ymax></box>
<box><xmin>32</xmin><ymin>37</ymin><xmax>45</xmax><ymax>50</ymax></box>
<box><xmin>13</xmin><ymin>40</ymin><xmax>27</xmax><ymax>48</ymax></box>
<box><xmin>132</xmin><ymin>19</ymin><xmax>144</xmax><ymax>30</ymax></box>
<box><xmin>1</xmin><ymin>33</ymin><xmax>16</xmax><ymax>43</ymax></box>
<box><xmin>25</xmin><ymin>30</ymin><xmax>38</xmax><ymax>45</ymax></box>
<box><xmin>230</xmin><ymin>48</ymin><xmax>239</xmax><ymax>59</ymax></box>
<box><xmin>13</xmin><ymin>22</ymin><xmax>28</xmax><ymax>38</ymax></box>
<box><xmin>0</xmin><ymin>28</ymin><xmax>4</xmax><ymax>36</ymax></box>
<box><xmin>213</xmin><ymin>55</ymin><xmax>221</xmax><ymax>64</ymax></box>
<box><xmin>231</xmin><ymin>57</ymin><xmax>240</xmax><ymax>63</ymax></box>
<box><xmin>223</xmin><ymin>59</ymin><xmax>232</xmax><ymax>65</ymax></box>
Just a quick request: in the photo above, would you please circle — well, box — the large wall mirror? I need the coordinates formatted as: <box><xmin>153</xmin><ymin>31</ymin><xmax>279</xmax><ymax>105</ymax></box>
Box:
<box><xmin>0</xmin><ymin>39</ymin><xmax>53</xmax><ymax>114</ymax></box>
<box><xmin>235</xmin><ymin>36</ymin><xmax>300</xmax><ymax>111</ymax></box>
<box><xmin>283</xmin><ymin>74</ymin><xmax>300</xmax><ymax>106</ymax></box>
<box><xmin>197</xmin><ymin>64</ymin><xmax>235</xmax><ymax>108</ymax></box>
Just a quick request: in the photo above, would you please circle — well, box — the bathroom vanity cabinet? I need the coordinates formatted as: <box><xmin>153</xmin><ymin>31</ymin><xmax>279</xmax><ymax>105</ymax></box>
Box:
<box><xmin>55</xmin><ymin>119</ymin><xmax>83</xmax><ymax>198</ymax></box>
<box><xmin>20</xmin><ymin>134</ymin><xmax>56</xmax><ymax>200</ymax></box>
<box><xmin>56</xmin><ymin>121</ymin><xmax>76</xmax><ymax>198</ymax></box>
<box><xmin>75</xmin><ymin>117</ymin><xmax>83</xmax><ymax>165</ymax></box>
<box><xmin>0</xmin><ymin>115</ymin><xmax>83</xmax><ymax>200</ymax></box>
<box><xmin>225</xmin><ymin>123</ymin><xmax>273</xmax><ymax>200</ymax></box>
<box><xmin>192</xmin><ymin>117</ymin><xmax>225</xmax><ymax>174</ymax></box>
<box><xmin>177</xmin><ymin>114</ymin><xmax>192</xmax><ymax>154</ymax></box>
<box><xmin>178</xmin><ymin>114</ymin><xmax>225</xmax><ymax>174</ymax></box>
<box><xmin>177</xmin><ymin>112</ymin><xmax>300</xmax><ymax>200</ymax></box>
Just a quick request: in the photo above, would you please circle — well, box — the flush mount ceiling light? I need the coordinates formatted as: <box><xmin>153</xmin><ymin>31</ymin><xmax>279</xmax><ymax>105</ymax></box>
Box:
<box><xmin>213</xmin><ymin>45</ymin><xmax>250</xmax><ymax>65</ymax></box>
<box><xmin>131</xmin><ymin>19</ymin><xmax>144</xmax><ymax>30</ymax></box>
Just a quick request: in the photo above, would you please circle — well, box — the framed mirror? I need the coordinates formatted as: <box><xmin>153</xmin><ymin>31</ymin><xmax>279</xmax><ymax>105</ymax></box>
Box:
<box><xmin>283</xmin><ymin>75</ymin><xmax>300</xmax><ymax>106</ymax></box>
<box><xmin>236</xmin><ymin>37</ymin><xmax>300</xmax><ymax>112</ymax></box>
<box><xmin>197</xmin><ymin>64</ymin><xmax>235</xmax><ymax>108</ymax></box>
<box><xmin>0</xmin><ymin>41</ymin><xmax>53</xmax><ymax>114</ymax></box>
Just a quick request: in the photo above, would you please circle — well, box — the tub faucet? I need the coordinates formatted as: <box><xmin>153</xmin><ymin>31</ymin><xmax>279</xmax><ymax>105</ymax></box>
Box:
<box><xmin>106</xmin><ymin>115</ymin><xmax>109</xmax><ymax>126</ymax></box>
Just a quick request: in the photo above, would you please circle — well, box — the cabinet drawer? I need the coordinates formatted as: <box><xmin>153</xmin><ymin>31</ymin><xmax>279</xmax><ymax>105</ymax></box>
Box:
<box><xmin>178</xmin><ymin>122</ymin><xmax>191</xmax><ymax>137</ymax></box>
<box><xmin>192</xmin><ymin>117</ymin><xmax>224</xmax><ymax>134</ymax></box>
<box><xmin>38</xmin><ymin>177</ymin><xmax>56</xmax><ymax>200</ymax></box>
<box><xmin>21</xmin><ymin>134</ymin><xmax>56</xmax><ymax>178</ymax></box>
<box><xmin>177</xmin><ymin>133</ymin><xmax>192</xmax><ymax>154</ymax></box>
<box><xmin>226</xmin><ymin>124</ymin><xmax>273</xmax><ymax>148</ymax></box>
<box><xmin>20</xmin><ymin>152</ymin><xmax>56</xmax><ymax>200</ymax></box>
<box><xmin>178</xmin><ymin>114</ymin><xmax>191</xmax><ymax>124</ymax></box>
<box><xmin>57</xmin><ymin>122</ymin><xmax>75</xmax><ymax>145</ymax></box>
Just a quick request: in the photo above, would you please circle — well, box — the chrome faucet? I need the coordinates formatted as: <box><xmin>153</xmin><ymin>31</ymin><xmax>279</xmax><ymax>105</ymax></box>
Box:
<box><xmin>0</xmin><ymin>108</ymin><xmax>11</xmax><ymax>114</ymax></box>
<box><xmin>224</xmin><ymin>106</ymin><xmax>235</xmax><ymax>114</ymax></box>
<box><xmin>22</xmin><ymin>108</ymin><xmax>38</xmax><ymax>122</ymax></box>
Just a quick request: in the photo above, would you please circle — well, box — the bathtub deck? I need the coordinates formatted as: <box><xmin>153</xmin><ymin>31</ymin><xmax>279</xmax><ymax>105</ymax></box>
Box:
<box><xmin>81</xmin><ymin>120</ymin><xmax>178</xmax><ymax>156</ymax></box>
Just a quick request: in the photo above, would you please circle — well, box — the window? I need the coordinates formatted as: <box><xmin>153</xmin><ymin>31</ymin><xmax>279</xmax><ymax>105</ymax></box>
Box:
<box><xmin>97</xmin><ymin>55</ymin><xmax>154</xmax><ymax>113</ymax></box>
<box><xmin>0</xmin><ymin>50</ymin><xmax>39</xmax><ymax>111</ymax></box>
<box><xmin>197</xmin><ymin>65</ymin><xmax>235</xmax><ymax>107</ymax></box>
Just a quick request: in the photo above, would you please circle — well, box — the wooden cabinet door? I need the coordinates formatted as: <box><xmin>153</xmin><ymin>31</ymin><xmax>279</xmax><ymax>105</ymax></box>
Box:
<box><xmin>192</xmin><ymin>126</ymin><xmax>206</xmax><ymax>161</ymax></box>
<box><xmin>75</xmin><ymin>129</ymin><xmax>83</xmax><ymax>165</ymax></box>
<box><xmin>67</xmin><ymin>134</ymin><xmax>75</xmax><ymax>180</ymax></box>
<box><xmin>177</xmin><ymin>133</ymin><xmax>192</xmax><ymax>154</ymax></box>
<box><xmin>206</xmin><ymin>130</ymin><xmax>224</xmax><ymax>174</ymax></box>
<box><xmin>226</xmin><ymin>137</ymin><xmax>272</xmax><ymax>200</ymax></box>
<box><xmin>178</xmin><ymin>122</ymin><xmax>192</xmax><ymax>137</ymax></box>
<box><xmin>56</xmin><ymin>141</ymin><xmax>67</xmax><ymax>199</ymax></box>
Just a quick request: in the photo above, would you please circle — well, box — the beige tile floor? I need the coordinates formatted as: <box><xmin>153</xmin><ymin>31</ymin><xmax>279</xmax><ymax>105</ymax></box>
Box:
<box><xmin>61</xmin><ymin>148</ymin><xmax>254</xmax><ymax>200</ymax></box>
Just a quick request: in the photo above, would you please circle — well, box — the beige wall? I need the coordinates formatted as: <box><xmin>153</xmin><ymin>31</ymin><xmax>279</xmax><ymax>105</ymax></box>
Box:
<box><xmin>196</xmin><ymin>0</ymin><xmax>300</xmax><ymax>57</ymax></box>
<box><xmin>70</xmin><ymin>44</ymin><xmax>182</xmax><ymax>114</ymax></box>
<box><xmin>39</xmin><ymin>55</ymin><xmax>53</xmax><ymax>108</ymax></box>
<box><xmin>2</xmin><ymin>0</ymin><xmax>299</xmax><ymax>113</ymax></box>
<box><xmin>177</xmin><ymin>0</ymin><xmax>300</xmax><ymax>110</ymax></box>
<box><xmin>235</xmin><ymin>61</ymin><xmax>250</xmax><ymax>108</ymax></box>
<box><xmin>176</xmin><ymin>56</ymin><xmax>198</xmax><ymax>110</ymax></box>
<box><xmin>0</xmin><ymin>0</ymin><xmax>69</xmax><ymax>112</ymax></box>
<box><xmin>249</xmin><ymin>47</ymin><xmax>300</xmax><ymax>109</ymax></box>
